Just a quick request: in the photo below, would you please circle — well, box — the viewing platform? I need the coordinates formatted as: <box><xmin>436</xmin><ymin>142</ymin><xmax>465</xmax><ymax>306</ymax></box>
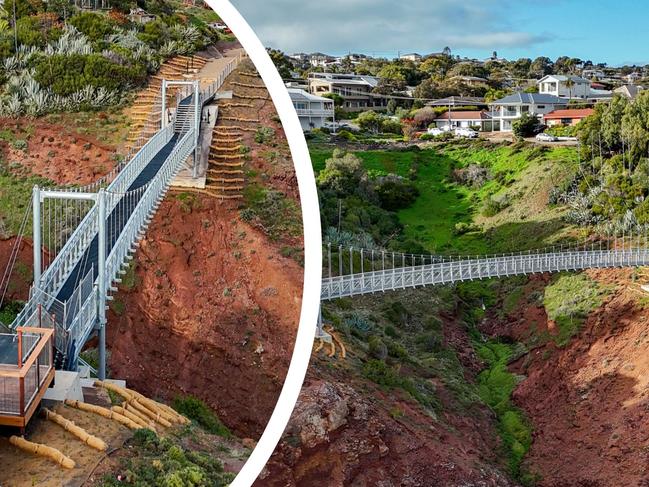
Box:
<box><xmin>0</xmin><ymin>328</ymin><xmax>55</xmax><ymax>431</ymax></box>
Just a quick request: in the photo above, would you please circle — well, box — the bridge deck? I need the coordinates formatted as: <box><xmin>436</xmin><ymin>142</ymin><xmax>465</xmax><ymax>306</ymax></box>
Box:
<box><xmin>55</xmin><ymin>134</ymin><xmax>181</xmax><ymax>305</ymax></box>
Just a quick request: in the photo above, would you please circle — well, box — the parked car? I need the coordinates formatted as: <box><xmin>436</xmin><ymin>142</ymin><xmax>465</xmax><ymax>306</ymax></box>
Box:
<box><xmin>427</xmin><ymin>127</ymin><xmax>446</xmax><ymax>136</ymax></box>
<box><xmin>536</xmin><ymin>132</ymin><xmax>558</xmax><ymax>142</ymax></box>
<box><xmin>323</xmin><ymin>121</ymin><xmax>350</xmax><ymax>130</ymax></box>
<box><xmin>455</xmin><ymin>127</ymin><xmax>478</xmax><ymax>138</ymax></box>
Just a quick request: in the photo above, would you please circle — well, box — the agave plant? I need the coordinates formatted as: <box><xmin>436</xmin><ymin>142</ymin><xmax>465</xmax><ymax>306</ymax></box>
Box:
<box><xmin>3</xmin><ymin>57</ymin><xmax>21</xmax><ymax>74</ymax></box>
<box><xmin>0</xmin><ymin>94</ymin><xmax>23</xmax><ymax>117</ymax></box>
<box><xmin>159</xmin><ymin>40</ymin><xmax>180</xmax><ymax>58</ymax></box>
<box><xmin>171</xmin><ymin>24</ymin><xmax>201</xmax><ymax>45</ymax></box>
<box><xmin>24</xmin><ymin>91</ymin><xmax>50</xmax><ymax>116</ymax></box>
<box><xmin>46</xmin><ymin>25</ymin><xmax>93</xmax><ymax>55</ymax></box>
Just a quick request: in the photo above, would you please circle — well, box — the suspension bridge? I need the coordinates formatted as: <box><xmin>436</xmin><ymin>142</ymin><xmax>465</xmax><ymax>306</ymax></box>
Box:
<box><xmin>317</xmin><ymin>236</ymin><xmax>649</xmax><ymax>336</ymax></box>
<box><xmin>0</xmin><ymin>54</ymin><xmax>243</xmax><ymax>394</ymax></box>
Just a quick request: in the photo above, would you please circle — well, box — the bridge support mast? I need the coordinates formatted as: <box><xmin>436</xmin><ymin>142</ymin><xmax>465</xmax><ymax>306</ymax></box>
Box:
<box><xmin>192</xmin><ymin>80</ymin><xmax>200</xmax><ymax>179</ymax></box>
<box><xmin>32</xmin><ymin>186</ymin><xmax>41</xmax><ymax>288</ymax></box>
<box><xmin>97</xmin><ymin>189</ymin><xmax>107</xmax><ymax>380</ymax></box>
<box><xmin>161</xmin><ymin>80</ymin><xmax>167</xmax><ymax>129</ymax></box>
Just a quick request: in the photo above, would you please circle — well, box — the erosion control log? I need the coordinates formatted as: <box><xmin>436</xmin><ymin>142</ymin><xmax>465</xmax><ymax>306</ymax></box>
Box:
<box><xmin>129</xmin><ymin>399</ymin><xmax>172</xmax><ymax>428</ymax></box>
<box><xmin>111</xmin><ymin>406</ymin><xmax>155</xmax><ymax>431</ymax></box>
<box><xmin>43</xmin><ymin>408</ymin><xmax>107</xmax><ymax>451</ymax></box>
<box><xmin>9</xmin><ymin>436</ymin><xmax>75</xmax><ymax>469</ymax></box>
<box><xmin>94</xmin><ymin>381</ymin><xmax>188</xmax><ymax>425</ymax></box>
<box><xmin>64</xmin><ymin>400</ymin><xmax>140</xmax><ymax>430</ymax></box>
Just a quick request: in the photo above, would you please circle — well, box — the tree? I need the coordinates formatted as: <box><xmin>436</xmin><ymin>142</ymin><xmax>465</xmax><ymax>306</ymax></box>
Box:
<box><xmin>442</xmin><ymin>46</ymin><xmax>452</xmax><ymax>57</ymax></box>
<box><xmin>512</xmin><ymin>112</ymin><xmax>541</xmax><ymax>138</ymax></box>
<box><xmin>323</xmin><ymin>92</ymin><xmax>344</xmax><ymax>107</ymax></box>
<box><xmin>267</xmin><ymin>48</ymin><xmax>293</xmax><ymax>79</ymax></box>
<box><xmin>420</xmin><ymin>55</ymin><xmax>454</xmax><ymax>78</ymax></box>
<box><xmin>564</xmin><ymin>77</ymin><xmax>575</xmax><ymax>100</ymax></box>
<box><xmin>622</xmin><ymin>90</ymin><xmax>649</xmax><ymax>161</ymax></box>
<box><xmin>446</xmin><ymin>62</ymin><xmax>488</xmax><ymax>79</ymax></box>
<box><xmin>387</xmin><ymin>98</ymin><xmax>397</xmax><ymax>115</ymax></box>
<box><xmin>530</xmin><ymin>56</ymin><xmax>553</xmax><ymax>77</ymax></box>
<box><xmin>601</xmin><ymin>94</ymin><xmax>628</xmax><ymax>150</ymax></box>
<box><xmin>413</xmin><ymin>77</ymin><xmax>444</xmax><ymax>101</ymax></box>
<box><xmin>484</xmin><ymin>88</ymin><xmax>508</xmax><ymax>103</ymax></box>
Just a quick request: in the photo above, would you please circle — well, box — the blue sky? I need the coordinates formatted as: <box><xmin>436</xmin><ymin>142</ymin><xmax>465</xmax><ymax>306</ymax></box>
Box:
<box><xmin>231</xmin><ymin>0</ymin><xmax>649</xmax><ymax>66</ymax></box>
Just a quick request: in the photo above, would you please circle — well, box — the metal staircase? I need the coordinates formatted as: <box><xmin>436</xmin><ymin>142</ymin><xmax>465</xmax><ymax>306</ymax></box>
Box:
<box><xmin>5</xmin><ymin>54</ymin><xmax>244</xmax><ymax>379</ymax></box>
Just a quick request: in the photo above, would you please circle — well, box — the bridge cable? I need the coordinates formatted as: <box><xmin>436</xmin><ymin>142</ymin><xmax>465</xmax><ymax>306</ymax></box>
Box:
<box><xmin>0</xmin><ymin>199</ymin><xmax>32</xmax><ymax>315</ymax></box>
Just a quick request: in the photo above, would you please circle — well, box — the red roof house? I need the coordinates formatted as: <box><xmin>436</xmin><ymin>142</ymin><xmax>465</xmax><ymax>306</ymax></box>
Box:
<box><xmin>543</xmin><ymin>108</ymin><xmax>594</xmax><ymax>126</ymax></box>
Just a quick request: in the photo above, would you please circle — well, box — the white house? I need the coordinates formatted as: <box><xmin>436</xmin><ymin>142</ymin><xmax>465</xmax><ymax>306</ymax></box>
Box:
<box><xmin>433</xmin><ymin>111</ymin><xmax>496</xmax><ymax>131</ymax></box>
<box><xmin>625</xmin><ymin>72</ymin><xmax>642</xmax><ymax>84</ymax></box>
<box><xmin>308</xmin><ymin>72</ymin><xmax>388</xmax><ymax>110</ymax></box>
<box><xmin>491</xmin><ymin>93</ymin><xmax>568</xmax><ymax>132</ymax></box>
<box><xmin>538</xmin><ymin>75</ymin><xmax>591</xmax><ymax>99</ymax></box>
<box><xmin>582</xmin><ymin>69</ymin><xmax>606</xmax><ymax>80</ymax></box>
<box><xmin>400</xmin><ymin>53</ymin><xmax>422</xmax><ymax>62</ymax></box>
<box><xmin>288</xmin><ymin>89</ymin><xmax>335</xmax><ymax>131</ymax></box>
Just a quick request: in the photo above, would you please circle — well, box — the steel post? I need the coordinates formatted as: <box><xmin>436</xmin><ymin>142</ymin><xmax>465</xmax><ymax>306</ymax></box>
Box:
<box><xmin>97</xmin><ymin>189</ymin><xmax>107</xmax><ymax>380</ymax></box>
<box><xmin>32</xmin><ymin>186</ymin><xmax>41</xmax><ymax>288</ymax></box>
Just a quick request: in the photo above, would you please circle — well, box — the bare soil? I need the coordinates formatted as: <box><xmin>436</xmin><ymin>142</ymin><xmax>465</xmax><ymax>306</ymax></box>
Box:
<box><xmin>486</xmin><ymin>269</ymin><xmax>649</xmax><ymax>486</ymax></box>
<box><xmin>0</xmin><ymin>117</ymin><xmax>118</xmax><ymax>186</ymax></box>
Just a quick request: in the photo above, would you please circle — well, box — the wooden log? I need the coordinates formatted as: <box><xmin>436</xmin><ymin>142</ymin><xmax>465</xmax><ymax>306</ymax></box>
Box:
<box><xmin>43</xmin><ymin>408</ymin><xmax>107</xmax><ymax>451</ymax></box>
<box><xmin>9</xmin><ymin>436</ymin><xmax>75</xmax><ymax>469</ymax></box>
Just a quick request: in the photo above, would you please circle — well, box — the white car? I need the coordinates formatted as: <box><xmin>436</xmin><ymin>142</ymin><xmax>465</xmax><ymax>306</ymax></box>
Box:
<box><xmin>427</xmin><ymin>127</ymin><xmax>446</xmax><ymax>136</ymax></box>
<box><xmin>536</xmin><ymin>132</ymin><xmax>558</xmax><ymax>142</ymax></box>
<box><xmin>454</xmin><ymin>127</ymin><xmax>478</xmax><ymax>138</ymax></box>
<box><xmin>324</xmin><ymin>122</ymin><xmax>349</xmax><ymax>130</ymax></box>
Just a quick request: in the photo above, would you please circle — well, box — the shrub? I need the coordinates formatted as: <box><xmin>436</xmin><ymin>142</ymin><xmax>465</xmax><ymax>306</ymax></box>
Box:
<box><xmin>482</xmin><ymin>194</ymin><xmax>510</xmax><ymax>217</ymax></box>
<box><xmin>33</xmin><ymin>53</ymin><xmax>146</xmax><ymax>96</ymax></box>
<box><xmin>373</xmin><ymin>175</ymin><xmax>419</xmax><ymax>211</ymax></box>
<box><xmin>254</xmin><ymin>126</ymin><xmax>274</xmax><ymax>144</ymax></box>
<box><xmin>334</xmin><ymin>129</ymin><xmax>356</xmax><ymax>141</ymax></box>
<box><xmin>172</xmin><ymin>396</ymin><xmax>231</xmax><ymax>437</ymax></box>
<box><xmin>367</xmin><ymin>335</ymin><xmax>388</xmax><ymax>360</ymax></box>
<box><xmin>453</xmin><ymin>222</ymin><xmax>479</xmax><ymax>235</ymax></box>
<box><xmin>381</xmin><ymin>118</ymin><xmax>402</xmax><ymax>135</ymax></box>
<box><xmin>452</xmin><ymin>164</ymin><xmax>490</xmax><ymax>188</ymax></box>
<box><xmin>356</xmin><ymin>110</ymin><xmax>383</xmax><ymax>133</ymax></box>
<box><xmin>69</xmin><ymin>12</ymin><xmax>115</xmax><ymax>42</ymax></box>
<box><xmin>362</xmin><ymin>359</ymin><xmax>400</xmax><ymax>387</ymax></box>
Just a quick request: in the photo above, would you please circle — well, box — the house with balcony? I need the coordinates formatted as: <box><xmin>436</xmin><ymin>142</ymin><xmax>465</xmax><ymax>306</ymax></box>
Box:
<box><xmin>288</xmin><ymin>88</ymin><xmax>334</xmax><ymax>131</ymax></box>
<box><xmin>491</xmin><ymin>92</ymin><xmax>567</xmax><ymax>132</ymax></box>
<box><xmin>308</xmin><ymin>72</ymin><xmax>388</xmax><ymax>111</ymax></box>
<box><xmin>538</xmin><ymin>75</ymin><xmax>591</xmax><ymax>99</ymax></box>
<box><xmin>432</xmin><ymin>110</ymin><xmax>497</xmax><ymax>131</ymax></box>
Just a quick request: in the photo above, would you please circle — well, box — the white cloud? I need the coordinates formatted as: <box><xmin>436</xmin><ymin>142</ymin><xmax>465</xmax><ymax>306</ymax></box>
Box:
<box><xmin>230</xmin><ymin>0</ymin><xmax>552</xmax><ymax>54</ymax></box>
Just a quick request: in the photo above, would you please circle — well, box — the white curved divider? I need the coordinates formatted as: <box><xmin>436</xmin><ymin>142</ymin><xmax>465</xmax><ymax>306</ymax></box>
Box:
<box><xmin>204</xmin><ymin>1</ymin><xmax>321</xmax><ymax>486</ymax></box>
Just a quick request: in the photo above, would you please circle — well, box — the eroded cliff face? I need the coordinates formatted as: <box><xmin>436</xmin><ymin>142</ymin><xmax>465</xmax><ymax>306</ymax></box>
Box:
<box><xmin>106</xmin><ymin>196</ymin><xmax>303</xmax><ymax>439</ymax></box>
<box><xmin>261</xmin><ymin>267</ymin><xmax>649</xmax><ymax>487</ymax></box>
<box><xmin>487</xmin><ymin>269</ymin><xmax>649</xmax><ymax>487</ymax></box>
<box><xmin>259</xmin><ymin>287</ymin><xmax>517</xmax><ymax>487</ymax></box>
